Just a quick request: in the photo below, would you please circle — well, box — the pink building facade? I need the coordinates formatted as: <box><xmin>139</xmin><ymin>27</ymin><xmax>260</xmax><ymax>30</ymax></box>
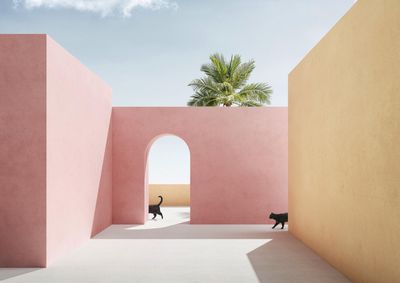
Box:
<box><xmin>113</xmin><ymin>107</ymin><xmax>288</xmax><ymax>225</ymax></box>
<box><xmin>0</xmin><ymin>35</ymin><xmax>288</xmax><ymax>267</ymax></box>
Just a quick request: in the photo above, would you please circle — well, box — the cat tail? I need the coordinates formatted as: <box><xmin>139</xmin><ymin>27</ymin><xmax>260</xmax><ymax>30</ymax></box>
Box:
<box><xmin>157</xmin><ymin>195</ymin><xmax>163</xmax><ymax>206</ymax></box>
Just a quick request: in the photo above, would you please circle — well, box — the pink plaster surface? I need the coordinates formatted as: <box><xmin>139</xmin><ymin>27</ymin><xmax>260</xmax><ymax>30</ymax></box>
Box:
<box><xmin>0</xmin><ymin>35</ymin><xmax>47</xmax><ymax>267</ymax></box>
<box><xmin>112</xmin><ymin>107</ymin><xmax>288</xmax><ymax>224</ymax></box>
<box><xmin>46</xmin><ymin>36</ymin><xmax>112</xmax><ymax>265</ymax></box>
<box><xmin>91</xmin><ymin>122</ymin><xmax>113</xmax><ymax>237</ymax></box>
<box><xmin>1</xmin><ymin>34</ymin><xmax>288</xmax><ymax>268</ymax></box>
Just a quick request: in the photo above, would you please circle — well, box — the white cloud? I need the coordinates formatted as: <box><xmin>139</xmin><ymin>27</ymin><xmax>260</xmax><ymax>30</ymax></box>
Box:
<box><xmin>13</xmin><ymin>0</ymin><xmax>178</xmax><ymax>17</ymax></box>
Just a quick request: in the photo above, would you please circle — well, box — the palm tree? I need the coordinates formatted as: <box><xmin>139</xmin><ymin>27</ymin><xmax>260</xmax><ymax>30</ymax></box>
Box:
<box><xmin>187</xmin><ymin>53</ymin><xmax>272</xmax><ymax>107</ymax></box>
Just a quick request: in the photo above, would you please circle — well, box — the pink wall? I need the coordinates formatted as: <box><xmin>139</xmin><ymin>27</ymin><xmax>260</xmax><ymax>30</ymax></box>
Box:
<box><xmin>0</xmin><ymin>35</ymin><xmax>112</xmax><ymax>267</ymax></box>
<box><xmin>112</xmin><ymin>107</ymin><xmax>288</xmax><ymax>224</ymax></box>
<box><xmin>46</xmin><ymin>36</ymin><xmax>112</xmax><ymax>265</ymax></box>
<box><xmin>0</xmin><ymin>35</ymin><xmax>47</xmax><ymax>267</ymax></box>
<box><xmin>1</xmin><ymin>35</ymin><xmax>287</xmax><ymax>267</ymax></box>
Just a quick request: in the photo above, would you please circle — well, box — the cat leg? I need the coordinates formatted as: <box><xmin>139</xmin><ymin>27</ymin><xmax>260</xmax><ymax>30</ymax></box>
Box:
<box><xmin>152</xmin><ymin>213</ymin><xmax>157</xmax><ymax>219</ymax></box>
<box><xmin>272</xmin><ymin>222</ymin><xmax>278</xmax><ymax>229</ymax></box>
<box><xmin>160</xmin><ymin>212</ymin><xmax>163</xmax><ymax>219</ymax></box>
<box><xmin>281</xmin><ymin>222</ymin><xmax>285</xmax><ymax>229</ymax></box>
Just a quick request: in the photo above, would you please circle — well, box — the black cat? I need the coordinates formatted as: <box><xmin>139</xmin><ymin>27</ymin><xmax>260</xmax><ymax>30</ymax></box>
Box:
<box><xmin>149</xmin><ymin>195</ymin><xmax>163</xmax><ymax>219</ymax></box>
<box><xmin>269</xmin><ymin>212</ymin><xmax>288</xmax><ymax>229</ymax></box>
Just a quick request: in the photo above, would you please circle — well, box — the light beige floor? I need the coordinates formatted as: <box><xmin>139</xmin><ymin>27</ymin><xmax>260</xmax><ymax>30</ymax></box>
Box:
<box><xmin>0</xmin><ymin>207</ymin><xmax>350</xmax><ymax>283</ymax></box>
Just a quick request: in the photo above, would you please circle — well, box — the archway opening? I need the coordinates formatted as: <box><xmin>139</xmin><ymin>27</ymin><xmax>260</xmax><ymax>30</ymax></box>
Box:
<box><xmin>146</xmin><ymin>135</ymin><xmax>190</xmax><ymax>224</ymax></box>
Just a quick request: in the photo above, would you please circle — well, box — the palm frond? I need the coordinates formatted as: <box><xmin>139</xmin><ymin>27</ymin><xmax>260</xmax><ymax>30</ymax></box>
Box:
<box><xmin>188</xmin><ymin>53</ymin><xmax>272</xmax><ymax>107</ymax></box>
<box><xmin>189</xmin><ymin>77</ymin><xmax>220</xmax><ymax>94</ymax></box>
<box><xmin>209</xmin><ymin>53</ymin><xmax>228</xmax><ymax>82</ymax></box>
<box><xmin>200</xmin><ymin>63</ymin><xmax>220</xmax><ymax>83</ymax></box>
<box><xmin>238</xmin><ymin>83</ymin><xmax>272</xmax><ymax>104</ymax></box>
<box><xmin>231</xmin><ymin>60</ymin><xmax>255</xmax><ymax>89</ymax></box>
<box><xmin>239</xmin><ymin>100</ymin><xmax>263</xmax><ymax>107</ymax></box>
<box><xmin>227</xmin><ymin>55</ymin><xmax>241</xmax><ymax>79</ymax></box>
<box><xmin>187</xmin><ymin>89</ymin><xmax>220</xmax><ymax>106</ymax></box>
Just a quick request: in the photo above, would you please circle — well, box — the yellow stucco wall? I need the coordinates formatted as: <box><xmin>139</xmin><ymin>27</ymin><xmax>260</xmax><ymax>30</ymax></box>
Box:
<box><xmin>149</xmin><ymin>184</ymin><xmax>190</xmax><ymax>206</ymax></box>
<box><xmin>289</xmin><ymin>1</ymin><xmax>400</xmax><ymax>282</ymax></box>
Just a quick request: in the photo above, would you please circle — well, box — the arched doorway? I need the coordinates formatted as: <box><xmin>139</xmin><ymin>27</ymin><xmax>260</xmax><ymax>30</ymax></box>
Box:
<box><xmin>145</xmin><ymin>135</ymin><xmax>190</xmax><ymax>223</ymax></box>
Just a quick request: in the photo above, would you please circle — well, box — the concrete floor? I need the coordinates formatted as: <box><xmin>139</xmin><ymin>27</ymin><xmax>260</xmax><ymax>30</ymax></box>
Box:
<box><xmin>0</xmin><ymin>207</ymin><xmax>350</xmax><ymax>283</ymax></box>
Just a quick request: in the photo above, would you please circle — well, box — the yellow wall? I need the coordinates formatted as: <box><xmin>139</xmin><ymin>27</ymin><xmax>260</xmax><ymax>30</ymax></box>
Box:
<box><xmin>289</xmin><ymin>1</ymin><xmax>400</xmax><ymax>282</ymax></box>
<box><xmin>149</xmin><ymin>184</ymin><xmax>190</xmax><ymax>206</ymax></box>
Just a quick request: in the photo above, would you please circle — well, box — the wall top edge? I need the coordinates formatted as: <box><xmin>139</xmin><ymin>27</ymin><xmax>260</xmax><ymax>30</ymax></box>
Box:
<box><xmin>45</xmin><ymin>35</ymin><xmax>113</xmax><ymax>95</ymax></box>
<box><xmin>0</xmin><ymin>33</ymin><xmax>47</xmax><ymax>36</ymax></box>
<box><xmin>112</xmin><ymin>106</ymin><xmax>288</xmax><ymax>109</ymax></box>
<box><xmin>0</xmin><ymin>34</ymin><xmax>111</xmax><ymax>93</ymax></box>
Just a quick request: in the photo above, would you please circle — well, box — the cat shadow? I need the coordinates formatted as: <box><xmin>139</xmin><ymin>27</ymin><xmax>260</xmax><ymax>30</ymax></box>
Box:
<box><xmin>0</xmin><ymin>268</ymin><xmax>40</xmax><ymax>281</ymax></box>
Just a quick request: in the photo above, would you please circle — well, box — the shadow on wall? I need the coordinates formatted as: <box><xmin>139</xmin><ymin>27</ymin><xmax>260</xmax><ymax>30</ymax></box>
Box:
<box><xmin>91</xmin><ymin>120</ymin><xmax>113</xmax><ymax>237</ymax></box>
<box><xmin>246</xmin><ymin>234</ymin><xmax>351</xmax><ymax>283</ymax></box>
<box><xmin>0</xmin><ymin>268</ymin><xmax>40</xmax><ymax>281</ymax></box>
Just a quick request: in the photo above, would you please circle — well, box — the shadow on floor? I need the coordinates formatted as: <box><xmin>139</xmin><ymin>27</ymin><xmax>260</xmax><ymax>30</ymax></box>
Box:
<box><xmin>93</xmin><ymin>222</ymin><xmax>287</xmax><ymax>239</ymax></box>
<box><xmin>0</xmin><ymin>268</ymin><xmax>40</xmax><ymax>281</ymax></box>
<box><xmin>93</xmin><ymin>222</ymin><xmax>350</xmax><ymax>282</ymax></box>
<box><xmin>246</xmin><ymin>236</ymin><xmax>350</xmax><ymax>283</ymax></box>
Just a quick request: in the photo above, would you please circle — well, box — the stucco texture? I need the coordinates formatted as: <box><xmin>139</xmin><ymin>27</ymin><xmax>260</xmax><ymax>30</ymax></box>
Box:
<box><xmin>289</xmin><ymin>1</ymin><xmax>400</xmax><ymax>282</ymax></box>
<box><xmin>112</xmin><ymin>107</ymin><xmax>288</xmax><ymax>224</ymax></box>
<box><xmin>0</xmin><ymin>35</ymin><xmax>47</xmax><ymax>267</ymax></box>
<box><xmin>46</xmin><ymin>36</ymin><xmax>112</xmax><ymax>265</ymax></box>
<box><xmin>0</xmin><ymin>35</ymin><xmax>112</xmax><ymax>267</ymax></box>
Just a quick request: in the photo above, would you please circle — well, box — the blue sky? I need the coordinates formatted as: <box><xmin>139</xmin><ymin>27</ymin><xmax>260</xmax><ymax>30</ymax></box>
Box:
<box><xmin>0</xmin><ymin>0</ymin><xmax>355</xmax><ymax>183</ymax></box>
<box><xmin>148</xmin><ymin>135</ymin><xmax>190</xmax><ymax>184</ymax></box>
<box><xmin>1</xmin><ymin>0</ymin><xmax>355</xmax><ymax>107</ymax></box>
